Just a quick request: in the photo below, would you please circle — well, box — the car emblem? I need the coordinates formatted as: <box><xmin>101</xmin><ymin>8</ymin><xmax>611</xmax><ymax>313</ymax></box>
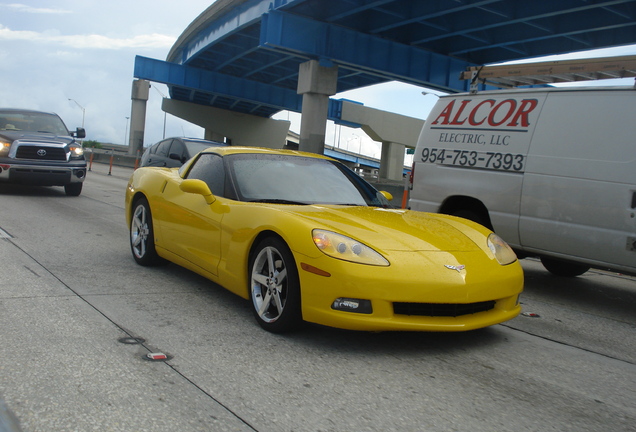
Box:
<box><xmin>444</xmin><ymin>264</ymin><xmax>466</xmax><ymax>272</ymax></box>
<box><xmin>37</xmin><ymin>149</ymin><xmax>47</xmax><ymax>157</ymax></box>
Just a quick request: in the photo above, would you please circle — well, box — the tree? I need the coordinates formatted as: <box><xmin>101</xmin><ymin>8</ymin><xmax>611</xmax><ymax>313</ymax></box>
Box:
<box><xmin>82</xmin><ymin>140</ymin><xmax>102</xmax><ymax>149</ymax></box>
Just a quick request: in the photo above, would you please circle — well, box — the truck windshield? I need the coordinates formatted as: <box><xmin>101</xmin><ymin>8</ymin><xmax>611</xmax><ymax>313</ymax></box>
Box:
<box><xmin>0</xmin><ymin>111</ymin><xmax>70</xmax><ymax>136</ymax></box>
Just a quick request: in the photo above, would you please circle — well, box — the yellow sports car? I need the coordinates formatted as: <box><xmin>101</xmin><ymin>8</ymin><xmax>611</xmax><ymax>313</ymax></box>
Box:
<box><xmin>125</xmin><ymin>147</ymin><xmax>523</xmax><ymax>333</ymax></box>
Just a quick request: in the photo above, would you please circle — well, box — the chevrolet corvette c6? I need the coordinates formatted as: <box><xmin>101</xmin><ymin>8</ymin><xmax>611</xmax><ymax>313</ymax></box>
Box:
<box><xmin>125</xmin><ymin>147</ymin><xmax>523</xmax><ymax>333</ymax></box>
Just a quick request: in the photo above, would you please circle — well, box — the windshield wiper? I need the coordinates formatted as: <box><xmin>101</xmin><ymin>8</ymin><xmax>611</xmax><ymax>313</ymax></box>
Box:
<box><xmin>248</xmin><ymin>199</ymin><xmax>308</xmax><ymax>205</ymax></box>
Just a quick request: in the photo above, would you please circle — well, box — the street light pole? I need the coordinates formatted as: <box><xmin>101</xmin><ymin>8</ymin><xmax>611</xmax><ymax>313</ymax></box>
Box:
<box><xmin>68</xmin><ymin>98</ymin><xmax>85</xmax><ymax>129</ymax></box>
<box><xmin>124</xmin><ymin>117</ymin><xmax>130</xmax><ymax>146</ymax></box>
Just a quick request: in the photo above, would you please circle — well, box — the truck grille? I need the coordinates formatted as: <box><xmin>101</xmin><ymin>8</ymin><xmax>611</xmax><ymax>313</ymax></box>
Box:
<box><xmin>393</xmin><ymin>300</ymin><xmax>495</xmax><ymax>317</ymax></box>
<box><xmin>16</xmin><ymin>145</ymin><xmax>67</xmax><ymax>161</ymax></box>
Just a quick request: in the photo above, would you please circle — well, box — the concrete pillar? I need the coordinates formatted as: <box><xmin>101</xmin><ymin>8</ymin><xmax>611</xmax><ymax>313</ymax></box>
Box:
<box><xmin>163</xmin><ymin>99</ymin><xmax>289</xmax><ymax>148</ymax></box>
<box><xmin>297</xmin><ymin>60</ymin><xmax>338</xmax><ymax>154</ymax></box>
<box><xmin>128</xmin><ymin>79</ymin><xmax>150</xmax><ymax>156</ymax></box>
<box><xmin>379</xmin><ymin>141</ymin><xmax>406</xmax><ymax>181</ymax></box>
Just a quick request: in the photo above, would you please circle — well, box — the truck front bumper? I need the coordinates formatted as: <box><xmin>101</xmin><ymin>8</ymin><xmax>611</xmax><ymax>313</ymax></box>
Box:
<box><xmin>0</xmin><ymin>160</ymin><xmax>87</xmax><ymax>186</ymax></box>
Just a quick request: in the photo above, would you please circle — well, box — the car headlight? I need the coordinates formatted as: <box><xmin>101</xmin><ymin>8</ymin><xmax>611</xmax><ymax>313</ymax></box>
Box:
<box><xmin>487</xmin><ymin>233</ymin><xmax>517</xmax><ymax>265</ymax></box>
<box><xmin>312</xmin><ymin>229</ymin><xmax>389</xmax><ymax>266</ymax></box>
<box><xmin>0</xmin><ymin>141</ymin><xmax>10</xmax><ymax>157</ymax></box>
<box><xmin>69</xmin><ymin>145</ymin><xmax>84</xmax><ymax>158</ymax></box>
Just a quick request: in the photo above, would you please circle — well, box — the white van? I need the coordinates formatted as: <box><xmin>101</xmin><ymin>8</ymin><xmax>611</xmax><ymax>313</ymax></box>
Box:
<box><xmin>409</xmin><ymin>86</ymin><xmax>636</xmax><ymax>277</ymax></box>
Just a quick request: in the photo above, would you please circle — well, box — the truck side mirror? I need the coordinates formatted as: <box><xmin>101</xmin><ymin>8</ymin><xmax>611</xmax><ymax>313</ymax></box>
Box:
<box><xmin>73</xmin><ymin>128</ymin><xmax>86</xmax><ymax>139</ymax></box>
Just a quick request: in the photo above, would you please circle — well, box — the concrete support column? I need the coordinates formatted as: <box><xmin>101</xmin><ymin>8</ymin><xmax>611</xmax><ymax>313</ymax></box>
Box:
<box><xmin>379</xmin><ymin>141</ymin><xmax>406</xmax><ymax>181</ymax></box>
<box><xmin>128</xmin><ymin>79</ymin><xmax>150</xmax><ymax>156</ymax></box>
<box><xmin>297</xmin><ymin>60</ymin><xmax>338</xmax><ymax>154</ymax></box>
<box><xmin>163</xmin><ymin>99</ymin><xmax>289</xmax><ymax>148</ymax></box>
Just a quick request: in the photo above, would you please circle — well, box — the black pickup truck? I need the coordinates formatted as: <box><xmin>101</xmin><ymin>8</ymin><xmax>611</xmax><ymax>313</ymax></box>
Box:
<box><xmin>0</xmin><ymin>108</ymin><xmax>87</xmax><ymax>196</ymax></box>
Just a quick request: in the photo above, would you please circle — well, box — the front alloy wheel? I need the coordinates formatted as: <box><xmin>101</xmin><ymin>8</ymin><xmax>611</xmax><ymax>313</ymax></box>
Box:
<box><xmin>130</xmin><ymin>197</ymin><xmax>164</xmax><ymax>266</ymax></box>
<box><xmin>249</xmin><ymin>237</ymin><xmax>302</xmax><ymax>333</ymax></box>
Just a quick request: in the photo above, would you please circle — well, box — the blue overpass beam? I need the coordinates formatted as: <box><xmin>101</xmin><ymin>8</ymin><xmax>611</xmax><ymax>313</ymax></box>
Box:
<box><xmin>260</xmin><ymin>10</ymin><xmax>475</xmax><ymax>93</ymax></box>
<box><xmin>134</xmin><ymin>55</ymin><xmax>360</xmax><ymax>125</ymax></box>
<box><xmin>134</xmin><ymin>55</ymin><xmax>303</xmax><ymax>113</ymax></box>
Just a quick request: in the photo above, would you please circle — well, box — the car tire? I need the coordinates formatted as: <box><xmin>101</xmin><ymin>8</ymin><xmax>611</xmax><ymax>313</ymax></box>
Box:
<box><xmin>540</xmin><ymin>257</ymin><xmax>589</xmax><ymax>277</ymax></box>
<box><xmin>130</xmin><ymin>197</ymin><xmax>165</xmax><ymax>266</ymax></box>
<box><xmin>64</xmin><ymin>183</ymin><xmax>82</xmax><ymax>196</ymax></box>
<box><xmin>249</xmin><ymin>236</ymin><xmax>302</xmax><ymax>333</ymax></box>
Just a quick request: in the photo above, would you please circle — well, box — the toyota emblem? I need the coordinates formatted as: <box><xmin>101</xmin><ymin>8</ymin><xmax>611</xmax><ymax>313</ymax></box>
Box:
<box><xmin>37</xmin><ymin>149</ymin><xmax>47</xmax><ymax>157</ymax></box>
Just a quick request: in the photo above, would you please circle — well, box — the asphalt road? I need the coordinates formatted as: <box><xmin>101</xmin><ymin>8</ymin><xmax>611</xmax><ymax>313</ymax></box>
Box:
<box><xmin>0</xmin><ymin>162</ymin><xmax>634</xmax><ymax>432</ymax></box>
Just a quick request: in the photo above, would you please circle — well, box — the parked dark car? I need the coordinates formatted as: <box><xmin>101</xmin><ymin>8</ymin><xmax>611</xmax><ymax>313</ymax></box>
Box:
<box><xmin>140</xmin><ymin>137</ymin><xmax>226</xmax><ymax>168</ymax></box>
<box><xmin>0</xmin><ymin>108</ymin><xmax>87</xmax><ymax>196</ymax></box>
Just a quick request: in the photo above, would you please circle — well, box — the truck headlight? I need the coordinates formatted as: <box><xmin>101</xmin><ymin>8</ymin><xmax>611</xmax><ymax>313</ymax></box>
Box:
<box><xmin>0</xmin><ymin>141</ymin><xmax>10</xmax><ymax>157</ymax></box>
<box><xmin>69</xmin><ymin>145</ymin><xmax>84</xmax><ymax>158</ymax></box>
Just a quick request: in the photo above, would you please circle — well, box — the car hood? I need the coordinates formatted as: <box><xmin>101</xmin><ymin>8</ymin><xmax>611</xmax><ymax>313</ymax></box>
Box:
<box><xmin>0</xmin><ymin>130</ymin><xmax>74</xmax><ymax>145</ymax></box>
<box><xmin>285</xmin><ymin>205</ymin><xmax>485</xmax><ymax>252</ymax></box>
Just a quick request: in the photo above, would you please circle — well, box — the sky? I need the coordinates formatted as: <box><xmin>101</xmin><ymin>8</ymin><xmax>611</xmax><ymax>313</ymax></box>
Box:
<box><xmin>1</xmin><ymin>1</ymin><xmax>635</xmax><ymax>159</ymax></box>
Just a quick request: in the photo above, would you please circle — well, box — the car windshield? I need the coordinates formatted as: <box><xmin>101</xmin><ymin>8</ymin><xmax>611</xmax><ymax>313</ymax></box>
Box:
<box><xmin>226</xmin><ymin>153</ymin><xmax>389</xmax><ymax>207</ymax></box>
<box><xmin>183</xmin><ymin>140</ymin><xmax>224</xmax><ymax>156</ymax></box>
<box><xmin>0</xmin><ymin>111</ymin><xmax>69</xmax><ymax>135</ymax></box>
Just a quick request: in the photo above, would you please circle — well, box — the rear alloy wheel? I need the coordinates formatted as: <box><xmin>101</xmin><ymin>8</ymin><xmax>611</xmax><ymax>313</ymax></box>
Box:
<box><xmin>540</xmin><ymin>257</ymin><xmax>589</xmax><ymax>277</ymax></box>
<box><xmin>249</xmin><ymin>237</ymin><xmax>302</xmax><ymax>333</ymax></box>
<box><xmin>64</xmin><ymin>183</ymin><xmax>82</xmax><ymax>196</ymax></box>
<box><xmin>130</xmin><ymin>197</ymin><xmax>165</xmax><ymax>266</ymax></box>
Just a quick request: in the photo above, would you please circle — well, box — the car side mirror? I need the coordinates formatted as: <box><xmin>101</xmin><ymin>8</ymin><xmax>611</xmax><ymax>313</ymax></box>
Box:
<box><xmin>73</xmin><ymin>128</ymin><xmax>86</xmax><ymax>139</ymax></box>
<box><xmin>180</xmin><ymin>179</ymin><xmax>216</xmax><ymax>204</ymax></box>
<box><xmin>169</xmin><ymin>153</ymin><xmax>182</xmax><ymax>162</ymax></box>
<box><xmin>379</xmin><ymin>190</ymin><xmax>393</xmax><ymax>201</ymax></box>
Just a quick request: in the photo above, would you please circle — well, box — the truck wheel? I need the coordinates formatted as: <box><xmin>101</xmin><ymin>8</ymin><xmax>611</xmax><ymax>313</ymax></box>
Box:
<box><xmin>64</xmin><ymin>183</ymin><xmax>83</xmax><ymax>196</ymax></box>
<box><xmin>540</xmin><ymin>257</ymin><xmax>589</xmax><ymax>277</ymax></box>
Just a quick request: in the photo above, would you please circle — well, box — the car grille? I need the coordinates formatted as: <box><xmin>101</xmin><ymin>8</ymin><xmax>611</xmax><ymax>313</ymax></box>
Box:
<box><xmin>16</xmin><ymin>146</ymin><xmax>67</xmax><ymax>161</ymax></box>
<box><xmin>393</xmin><ymin>300</ymin><xmax>496</xmax><ymax>317</ymax></box>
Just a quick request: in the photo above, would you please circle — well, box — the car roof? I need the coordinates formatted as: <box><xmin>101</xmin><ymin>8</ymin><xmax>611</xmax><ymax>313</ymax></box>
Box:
<box><xmin>0</xmin><ymin>108</ymin><xmax>58</xmax><ymax>116</ymax></box>
<box><xmin>179</xmin><ymin>137</ymin><xmax>225</xmax><ymax>144</ymax></box>
<box><xmin>200</xmin><ymin>146</ymin><xmax>336</xmax><ymax>161</ymax></box>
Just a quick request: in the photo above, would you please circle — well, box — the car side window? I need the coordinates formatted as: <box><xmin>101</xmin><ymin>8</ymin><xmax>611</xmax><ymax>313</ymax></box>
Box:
<box><xmin>186</xmin><ymin>153</ymin><xmax>226</xmax><ymax>197</ymax></box>
<box><xmin>155</xmin><ymin>139</ymin><xmax>173</xmax><ymax>157</ymax></box>
<box><xmin>169</xmin><ymin>140</ymin><xmax>186</xmax><ymax>161</ymax></box>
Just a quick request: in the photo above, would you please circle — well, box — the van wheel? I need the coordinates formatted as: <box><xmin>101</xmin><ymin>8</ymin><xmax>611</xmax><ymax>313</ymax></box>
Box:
<box><xmin>451</xmin><ymin>209</ymin><xmax>488</xmax><ymax>228</ymax></box>
<box><xmin>540</xmin><ymin>257</ymin><xmax>589</xmax><ymax>277</ymax></box>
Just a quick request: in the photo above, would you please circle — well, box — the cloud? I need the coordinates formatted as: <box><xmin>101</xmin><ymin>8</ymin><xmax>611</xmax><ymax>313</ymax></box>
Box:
<box><xmin>0</xmin><ymin>24</ymin><xmax>175</xmax><ymax>49</ymax></box>
<box><xmin>2</xmin><ymin>3</ymin><xmax>71</xmax><ymax>14</ymax></box>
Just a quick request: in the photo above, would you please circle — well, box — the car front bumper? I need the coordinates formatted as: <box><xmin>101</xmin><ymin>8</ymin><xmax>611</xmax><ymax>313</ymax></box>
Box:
<box><xmin>297</xmin><ymin>249</ymin><xmax>524</xmax><ymax>332</ymax></box>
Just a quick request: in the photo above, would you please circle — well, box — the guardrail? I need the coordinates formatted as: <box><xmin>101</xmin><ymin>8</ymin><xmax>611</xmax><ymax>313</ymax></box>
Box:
<box><xmin>85</xmin><ymin>148</ymin><xmax>140</xmax><ymax>169</ymax></box>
